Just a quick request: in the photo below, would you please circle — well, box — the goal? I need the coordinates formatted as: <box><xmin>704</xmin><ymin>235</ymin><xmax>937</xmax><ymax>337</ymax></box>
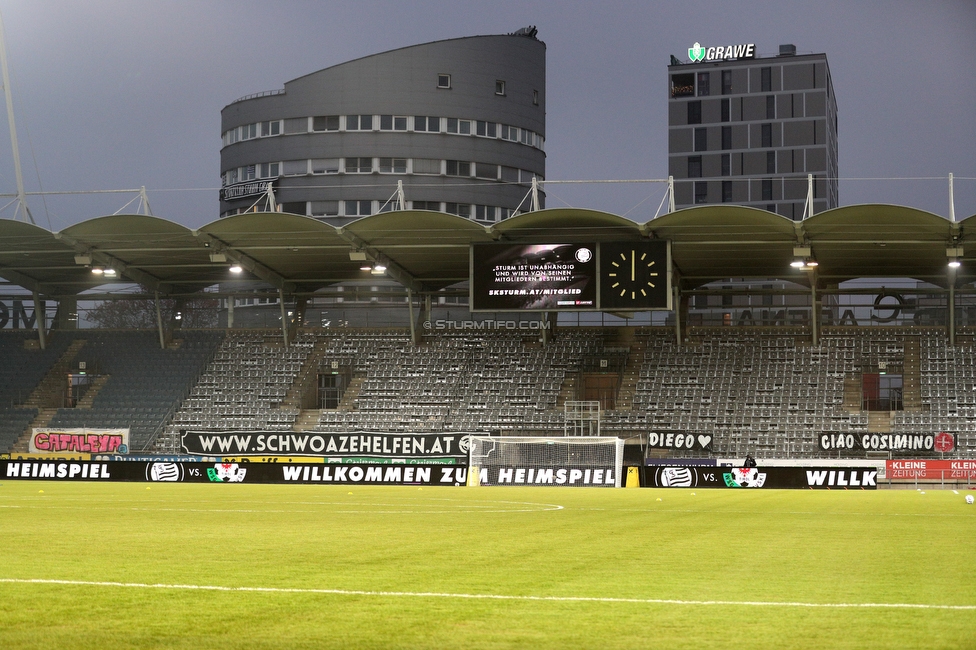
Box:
<box><xmin>468</xmin><ymin>436</ymin><xmax>624</xmax><ymax>487</ymax></box>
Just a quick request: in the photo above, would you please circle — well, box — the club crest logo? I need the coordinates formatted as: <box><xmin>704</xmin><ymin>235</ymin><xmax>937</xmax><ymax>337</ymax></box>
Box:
<box><xmin>148</xmin><ymin>462</ymin><xmax>182</xmax><ymax>482</ymax></box>
<box><xmin>207</xmin><ymin>462</ymin><xmax>247</xmax><ymax>483</ymax></box>
<box><xmin>723</xmin><ymin>467</ymin><xmax>766</xmax><ymax>488</ymax></box>
<box><xmin>661</xmin><ymin>466</ymin><xmax>694</xmax><ymax>487</ymax></box>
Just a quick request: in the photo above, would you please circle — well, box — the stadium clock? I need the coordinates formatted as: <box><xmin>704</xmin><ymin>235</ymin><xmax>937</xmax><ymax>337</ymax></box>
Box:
<box><xmin>599</xmin><ymin>240</ymin><xmax>670</xmax><ymax>310</ymax></box>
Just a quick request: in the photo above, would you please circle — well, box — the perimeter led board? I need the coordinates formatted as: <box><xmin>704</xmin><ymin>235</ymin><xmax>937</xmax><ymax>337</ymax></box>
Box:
<box><xmin>470</xmin><ymin>243</ymin><xmax>597</xmax><ymax>311</ymax></box>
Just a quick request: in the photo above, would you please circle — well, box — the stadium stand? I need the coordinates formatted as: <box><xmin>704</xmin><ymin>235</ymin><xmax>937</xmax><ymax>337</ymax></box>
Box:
<box><xmin>40</xmin><ymin>331</ymin><xmax>223</xmax><ymax>451</ymax></box>
<box><xmin>147</xmin><ymin>324</ymin><xmax>975</xmax><ymax>458</ymax></box>
<box><xmin>157</xmin><ymin>330</ymin><xmax>314</xmax><ymax>448</ymax></box>
<box><xmin>0</xmin><ymin>331</ymin><xmax>72</xmax><ymax>451</ymax></box>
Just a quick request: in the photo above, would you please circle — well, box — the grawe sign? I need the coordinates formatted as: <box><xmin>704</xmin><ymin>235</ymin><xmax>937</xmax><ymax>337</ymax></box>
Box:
<box><xmin>688</xmin><ymin>42</ymin><xmax>756</xmax><ymax>62</ymax></box>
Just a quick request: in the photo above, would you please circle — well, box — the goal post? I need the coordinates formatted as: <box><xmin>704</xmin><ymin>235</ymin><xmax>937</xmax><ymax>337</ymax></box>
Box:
<box><xmin>468</xmin><ymin>436</ymin><xmax>624</xmax><ymax>487</ymax></box>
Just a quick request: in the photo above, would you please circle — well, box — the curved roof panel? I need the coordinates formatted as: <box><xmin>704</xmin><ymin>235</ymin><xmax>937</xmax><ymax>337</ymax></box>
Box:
<box><xmin>0</xmin><ymin>201</ymin><xmax>968</xmax><ymax>298</ymax></box>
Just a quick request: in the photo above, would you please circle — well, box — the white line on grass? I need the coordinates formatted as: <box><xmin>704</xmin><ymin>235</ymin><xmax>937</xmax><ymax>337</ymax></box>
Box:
<box><xmin>1</xmin><ymin>578</ymin><xmax>973</xmax><ymax>611</ymax></box>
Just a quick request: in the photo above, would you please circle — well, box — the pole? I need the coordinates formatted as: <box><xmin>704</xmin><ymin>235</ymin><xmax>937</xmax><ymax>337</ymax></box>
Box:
<box><xmin>154</xmin><ymin>291</ymin><xmax>165</xmax><ymax>349</ymax></box>
<box><xmin>32</xmin><ymin>290</ymin><xmax>45</xmax><ymax>350</ymax></box>
<box><xmin>407</xmin><ymin>288</ymin><xmax>416</xmax><ymax>345</ymax></box>
<box><xmin>279</xmin><ymin>288</ymin><xmax>289</xmax><ymax>347</ymax></box>
<box><xmin>0</xmin><ymin>9</ymin><xmax>31</xmax><ymax>223</ymax></box>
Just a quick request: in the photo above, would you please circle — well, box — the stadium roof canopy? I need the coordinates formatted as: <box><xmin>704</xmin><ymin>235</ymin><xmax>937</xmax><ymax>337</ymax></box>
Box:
<box><xmin>0</xmin><ymin>204</ymin><xmax>973</xmax><ymax>298</ymax></box>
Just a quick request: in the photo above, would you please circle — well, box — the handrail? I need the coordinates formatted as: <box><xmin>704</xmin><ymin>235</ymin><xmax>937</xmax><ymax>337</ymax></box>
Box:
<box><xmin>229</xmin><ymin>89</ymin><xmax>285</xmax><ymax>104</ymax></box>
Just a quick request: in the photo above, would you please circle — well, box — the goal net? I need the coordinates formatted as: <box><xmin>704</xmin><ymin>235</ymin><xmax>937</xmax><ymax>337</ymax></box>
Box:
<box><xmin>468</xmin><ymin>436</ymin><xmax>624</xmax><ymax>487</ymax></box>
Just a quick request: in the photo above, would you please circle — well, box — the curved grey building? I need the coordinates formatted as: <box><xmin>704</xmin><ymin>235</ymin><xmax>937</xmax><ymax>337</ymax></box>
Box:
<box><xmin>220</xmin><ymin>28</ymin><xmax>545</xmax><ymax>225</ymax></box>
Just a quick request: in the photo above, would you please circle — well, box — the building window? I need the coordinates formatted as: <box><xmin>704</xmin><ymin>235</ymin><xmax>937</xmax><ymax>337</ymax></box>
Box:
<box><xmin>242</xmin><ymin>165</ymin><xmax>255</xmax><ymax>180</ymax></box>
<box><xmin>761</xmin><ymin>123</ymin><xmax>772</xmax><ymax>148</ymax></box>
<box><xmin>721</xmin><ymin>98</ymin><xmax>730</xmax><ymax>122</ymax></box>
<box><xmin>762</xmin><ymin>178</ymin><xmax>773</xmax><ymax>201</ymax></box>
<box><xmin>380</xmin><ymin>115</ymin><xmax>408</xmax><ymax>131</ymax></box>
<box><xmin>414</xmin><ymin>116</ymin><xmax>440</xmax><ymax>132</ymax></box>
<box><xmin>500</xmin><ymin>125</ymin><xmax>519</xmax><ymax>141</ymax></box>
<box><xmin>495</xmin><ymin>80</ymin><xmax>506</xmax><ymax>96</ymax></box>
<box><xmin>310</xmin><ymin>158</ymin><xmax>339</xmax><ymax>174</ymax></box>
<box><xmin>258</xmin><ymin>162</ymin><xmax>279</xmax><ymax>178</ymax></box>
<box><xmin>722</xmin><ymin>70</ymin><xmax>732</xmax><ymax>95</ymax></box>
<box><xmin>671</xmin><ymin>73</ymin><xmax>694</xmax><ymax>98</ymax></box>
<box><xmin>446</xmin><ymin>160</ymin><xmax>471</xmax><ymax>177</ymax></box>
<box><xmin>722</xmin><ymin>126</ymin><xmax>732</xmax><ymax>150</ymax></box>
<box><xmin>344</xmin><ymin>157</ymin><xmax>372</xmax><ymax>173</ymax></box>
<box><xmin>412</xmin><ymin>158</ymin><xmax>441</xmax><ymax>175</ymax></box>
<box><xmin>721</xmin><ymin>153</ymin><xmax>731</xmax><ymax>176</ymax></box>
<box><xmin>344</xmin><ymin>200</ymin><xmax>372</xmax><ymax>217</ymax></box>
<box><xmin>282</xmin><ymin>160</ymin><xmax>308</xmax><ymax>176</ymax></box>
<box><xmin>312</xmin><ymin>116</ymin><xmax>340</xmax><ymax>132</ymax></box>
<box><xmin>476</xmin><ymin>120</ymin><xmax>497</xmax><ymax>137</ymax></box>
<box><xmin>766</xmin><ymin>204</ymin><xmax>776</xmax><ymax>212</ymax></box>
<box><xmin>310</xmin><ymin>201</ymin><xmax>339</xmax><ymax>217</ymax></box>
<box><xmin>412</xmin><ymin>201</ymin><xmax>440</xmax><ymax>211</ymax></box>
<box><xmin>688</xmin><ymin>155</ymin><xmax>702</xmax><ymax>178</ymax></box>
<box><xmin>694</xmin><ymin>181</ymin><xmax>708</xmax><ymax>204</ymax></box>
<box><xmin>722</xmin><ymin>181</ymin><xmax>732</xmax><ymax>203</ymax></box>
<box><xmin>767</xmin><ymin>151</ymin><xmax>776</xmax><ymax>174</ymax></box>
<box><xmin>694</xmin><ymin>127</ymin><xmax>707</xmax><ymax>152</ymax></box>
<box><xmin>446</xmin><ymin>202</ymin><xmax>471</xmax><ymax>218</ymax></box>
<box><xmin>261</xmin><ymin>121</ymin><xmax>281</xmax><ymax>136</ymax></box>
<box><xmin>379</xmin><ymin>158</ymin><xmax>407</xmax><ymax>174</ymax></box>
<box><xmin>475</xmin><ymin>205</ymin><xmax>497</xmax><ymax>222</ymax></box>
<box><xmin>766</xmin><ymin>95</ymin><xmax>775</xmax><ymax>119</ymax></box>
<box><xmin>346</xmin><ymin>115</ymin><xmax>373</xmax><ymax>131</ymax></box>
<box><xmin>688</xmin><ymin>100</ymin><xmax>702</xmax><ymax>125</ymax></box>
<box><xmin>475</xmin><ymin>163</ymin><xmax>497</xmax><ymax>180</ymax></box>
<box><xmin>761</xmin><ymin>67</ymin><xmax>772</xmax><ymax>92</ymax></box>
<box><xmin>280</xmin><ymin>202</ymin><xmax>307</xmax><ymax>216</ymax></box>
<box><xmin>437</xmin><ymin>74</ymin><xmax>451</xmax><ymax>89</ymax></box>
<box><xmin>447</xmin><ymin>118</ymin><xmax>472</xmax><ymax>134</ymax></box>
<box><xmin>697</xmin><ymin>72</ymin><xmax>710</xmax><ymax>96</ymax></box>
<box><xmin>533</xmin><ymin>90</ymin><xmax>539</xmax><ymax>105</ymax></box>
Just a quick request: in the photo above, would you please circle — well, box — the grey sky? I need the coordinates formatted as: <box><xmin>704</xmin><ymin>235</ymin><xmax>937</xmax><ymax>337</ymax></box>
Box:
<box><xmin>0</xmin><ymin>0</ymin><xmax>972</xmax><ymax>230</ymax></box>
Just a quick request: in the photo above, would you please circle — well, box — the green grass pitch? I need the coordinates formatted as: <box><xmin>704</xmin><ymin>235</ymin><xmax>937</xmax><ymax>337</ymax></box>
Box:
<box><xmin>1</xmin><ymin>481</ymin><xmax>974</xmax><ymax>649</ymax></box>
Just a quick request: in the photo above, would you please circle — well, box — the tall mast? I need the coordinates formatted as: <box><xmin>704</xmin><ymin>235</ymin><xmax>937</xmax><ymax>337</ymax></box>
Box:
<box><xmin>0</xmin><ymin>9</ymin><xmax>32</xmax><ymax>223</ymax></box>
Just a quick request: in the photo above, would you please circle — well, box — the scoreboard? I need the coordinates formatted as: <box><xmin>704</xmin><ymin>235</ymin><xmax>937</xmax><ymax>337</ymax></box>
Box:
<box><xmin>470</xmin><ymin>241</ymin><xmax>671</xmax><ymax>312</ymax></box>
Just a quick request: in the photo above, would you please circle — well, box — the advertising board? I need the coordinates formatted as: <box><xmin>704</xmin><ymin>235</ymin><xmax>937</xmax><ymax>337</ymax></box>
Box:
<box><xmin>886</xmin><ymin>459</ymin><xmax>976</xmax><ymax>481</ymax></box>
<box><xmin>181</xmin><ymin>431</ymin><xmax>469</xmax><ymax>462</ymax></box>
<box><xmin>1</xmin><ymin>460</ymin><xmax>466</xmax><ymax>486</ymax></box>
<box><xmin>644</xmin><ymin>466</ymin><xmax>878</xmax><ymax>490</ymax></box>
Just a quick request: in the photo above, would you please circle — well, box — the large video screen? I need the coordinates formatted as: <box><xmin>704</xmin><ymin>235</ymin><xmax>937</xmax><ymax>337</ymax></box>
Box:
<box><xmin>471</xmin><ymin>243</ymin><xmax>597</xmax><ymax>311</ymax></box>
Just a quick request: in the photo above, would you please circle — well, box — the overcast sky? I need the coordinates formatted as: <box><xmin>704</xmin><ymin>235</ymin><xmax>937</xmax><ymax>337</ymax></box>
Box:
<box><xmin>0</xmin><ymin>0</ymin><xmax>972</xmax><ymax>230</ymax></box>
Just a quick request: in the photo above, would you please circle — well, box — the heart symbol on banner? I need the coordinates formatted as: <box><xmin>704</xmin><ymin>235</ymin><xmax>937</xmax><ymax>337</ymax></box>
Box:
<box><xmin>698</xmin><ymin>435</ymin><xmax>712</xmax><ymax>449</ymax></box>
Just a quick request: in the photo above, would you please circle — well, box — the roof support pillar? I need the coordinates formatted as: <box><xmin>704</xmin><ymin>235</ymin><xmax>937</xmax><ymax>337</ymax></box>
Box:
<box><xmin>154</xmin><ymin>291</ymin><xmax>165</xmax><ymax>350</ymax></box>
<box><xmin>673</xmin><ymin>285</ymin><xmax>683</xmax><ymax>347</ymax></box>
<box><xmin>949</xmin><ymin>173</ymin><xmax>955</xmax><ymax>222</ymax></box>
<box><xmin>810</xmin><ymin>280</ymin><xmax>819</xmax><ymax>347</ymax></box>
<box><xmin>32</xmin><ymin>290</ymin><xmax>46</xmax><ymax>350</ymax></box>
<box><xmin>279</xmin><ymin>288</ymin><xmax>289</xmax><ymax>347</ymax></box>
<box><xmin>407</xmin><ymin>288</ymin><xmax>417</xmax><ymax>346</ymax></box>
<box><xmin>948</xmin><ymin>271</ymin><xmax>956</xmax><ymax>347</ymax></box>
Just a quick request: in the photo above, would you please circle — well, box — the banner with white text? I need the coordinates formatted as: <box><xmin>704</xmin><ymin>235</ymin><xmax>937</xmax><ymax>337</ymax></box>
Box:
<box><xmin>180</xmin><ymin>430</ymin><xmax>470</xmax><ymax>462</ymax></box>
